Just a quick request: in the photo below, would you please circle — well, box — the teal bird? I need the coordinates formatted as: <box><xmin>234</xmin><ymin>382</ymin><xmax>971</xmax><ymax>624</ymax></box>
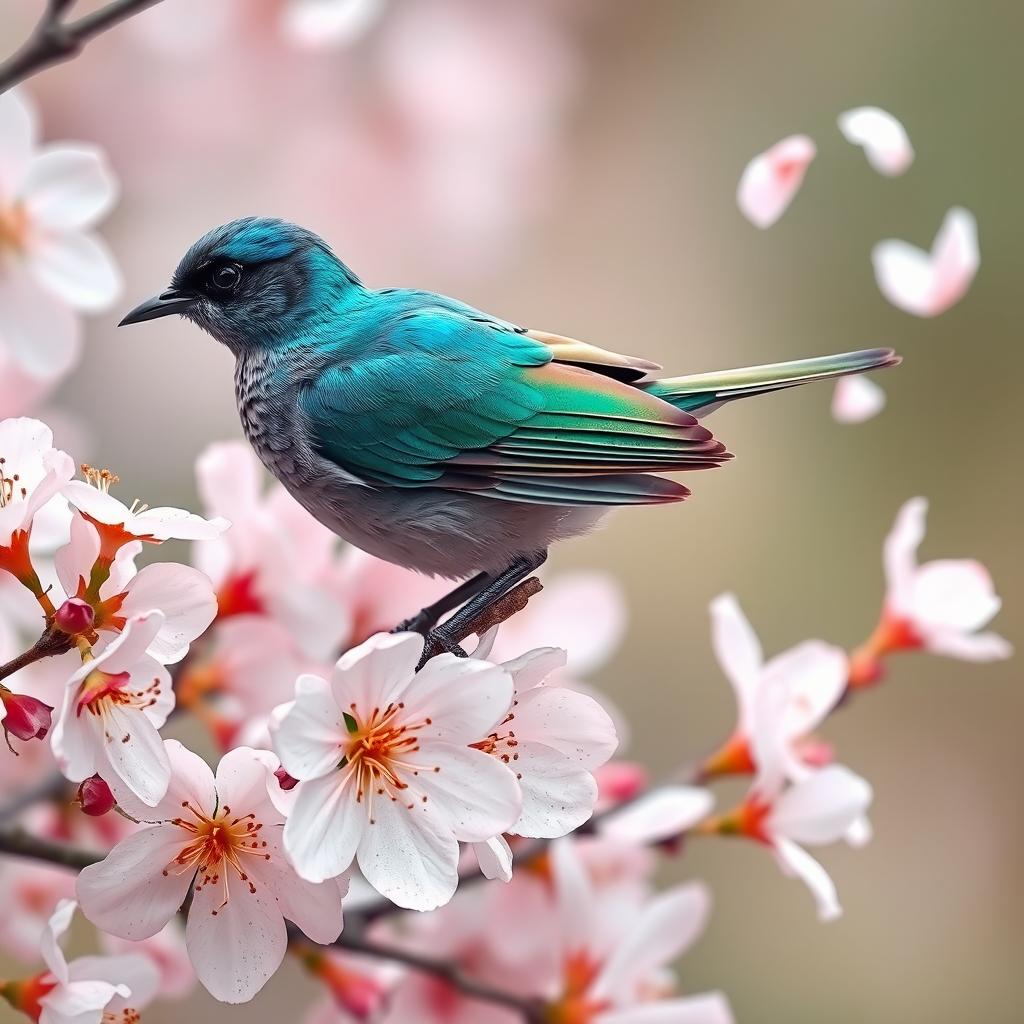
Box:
<box><xmin>120</xmin><ymin>218</ymin><xmax>900</xmax><ymax>655</ymax></box>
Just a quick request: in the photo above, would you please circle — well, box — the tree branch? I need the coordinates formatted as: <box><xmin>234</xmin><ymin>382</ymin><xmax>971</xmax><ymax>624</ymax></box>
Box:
<box><xmin>0</xmin><ymin>827</ymin><xmax>101</xmax><ymax>870</ymax></box>
<box><xmin>0</xmin><ymin>0</ymin><xmax>165</xmax><ymax>93</ymax></box>
<box><xmin>0</xmin><ymin>628</ymin><xmax>73</xmax><ymax>684</ymax></box>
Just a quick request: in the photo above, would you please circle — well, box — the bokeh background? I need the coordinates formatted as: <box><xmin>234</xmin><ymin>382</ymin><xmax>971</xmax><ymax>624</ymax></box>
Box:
<box><xmin>2</xmin><ymin>1</ymin><xmax>1022</xmax><ymax>1021</ymax></box>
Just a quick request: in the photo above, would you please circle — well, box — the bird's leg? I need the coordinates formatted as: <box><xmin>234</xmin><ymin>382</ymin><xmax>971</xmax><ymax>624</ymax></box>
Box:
<box><xmin>392</xmin><ymin>572</ymin><xmax>491</xmax><ymax>635</ymax></box>
<box><xmin>418</xmin><ymin>551</ymin><xmax>548</xmax><ymax>668</ymax></box>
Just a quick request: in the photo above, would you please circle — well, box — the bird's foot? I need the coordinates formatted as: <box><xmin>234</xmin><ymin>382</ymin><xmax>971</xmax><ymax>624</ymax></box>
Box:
<box><xmin>417</xmin><ymin>626</ymin><xmax>468</xmax><ymax>669</ymax></box>
<box><xmin>392</xmin><ymin>610</ymin><xmax>435</xmax><ymax>636</ymax></box>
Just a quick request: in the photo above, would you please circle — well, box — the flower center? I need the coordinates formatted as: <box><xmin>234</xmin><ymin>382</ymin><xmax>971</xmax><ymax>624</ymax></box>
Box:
<box><xmin>342</xmin><ymin>702</ymin><xmax>432</xmax><ymax>823</ymax></box>
<box><xmin>165</xmin><ymin>801</ymin><xmax>271</xmax><ymax>914</ymax></box>
<box><xmin>0</xmin><ymin>203</ymin><xmax>29</xmax><ymax>255</ymax></box>
<box><xmin>103</xmin><ymin>1010</ymin><xmax>141</xmax><ymax>1024</ymax></box>
<box><xmin>75</xmin><ymin>670</ymin><xmax>162</xmax><ymax>735</ymax></box>
<box><xmin>0</xmin><ymin>455</ymin><xmax>28</xmax><ymax>509</ymax></box>
<box><xmin>544</xmin><ymin>951</ymin><xmax>610</xmax><ymax>1024</ymax></box>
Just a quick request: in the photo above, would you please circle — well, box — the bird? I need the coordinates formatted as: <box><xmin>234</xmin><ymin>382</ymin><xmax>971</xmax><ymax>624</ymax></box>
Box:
<box><xmin>120</xmin><ymin>217</ymin><xmax>900</xmax><ymax>658</ymax></box>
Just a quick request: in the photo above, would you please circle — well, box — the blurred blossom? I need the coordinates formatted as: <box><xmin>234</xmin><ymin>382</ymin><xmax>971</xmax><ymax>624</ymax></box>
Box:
<box><xmin>838</xmin><ymin>106</ymin><xmax>915</xmax><ymax>176</ymax></box>
<box><xmin>736</xmin><ymin>134</ymin><xmax>816</xmax><ymax>228</ymax></box>
<box><xmin>101</xmin><ymin>922</ymin><xmax>198</xmax><ymax>1001</ymax></box>
<box><xmin>77</xmin><ymin>741</ymin><xmax>347</xmax><ymax>1004</ymax></box>
<box><xmin>282</xmin><ymin>0</ymin><xmax>387</xmax><ymax>49</ymax></box>
<box><xmin>300</xmin><ymin>947</ymin><xmax>402</xmax><ymax>1023</ymax></box>
<box><xmin>0</xmin><ymin>899</ymin><xmax>159</xmax><ymax>1024</ymax></box>
<box><xmin>872</xmin><ymin>206</ymin><xmax>979</xmax><ymax>316</ymax></box>
<box><xmin>0</xmin><ymin>89</ymin><xmax>121</xmax><ymax>381</ymax></box>
<box><xmin>0</xmin><ymin>860</ymin><xmax>75</xmax><ymax>962</ymax></box>
<box><xmin>598</xmin><ymin>785</ymin><xmax>714</xmax><ymax>846</ymax></box>
<box><xmin>832</xmin><ymin>374</ymin><xmax>886</xmax><ymax>423</ymax></box>
<box><xmin>701</xmin><ymin>593</ymin><xmax>848</xmax><ymax>780</ymax></box>
<box><xmin>850</xmin><ymin>497</ymin><xmax>1011</xmax><ymax>685</ymax></box>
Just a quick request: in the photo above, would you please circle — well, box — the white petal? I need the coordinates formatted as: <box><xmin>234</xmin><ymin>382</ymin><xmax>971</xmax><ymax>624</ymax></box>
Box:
<box><xmin>195</xmin><ymin>441</ymin><xmax>263</xmax><ymax>518</ymax></box>
<box><xmin>883</xmin><ymin>497</ymin><xmax>927</xmax><ymax>610</ymax></box>
<box><xmin>550</xmin><ymin>838</ymin><xmax>595</xmax><ymax>953</ymax></box>
<box><xmin>768</xmin><ymin>765</ymin><xmax>873</xmax><ymax>845</ymax></box>
<box><xmin>97</xmin><ymin>704</ymin><xmax>171</xmax><ymax>807</ymax></box>
<box><xmin>76</xmin><ymin>826</ymin><xmax>194</xmax><ymax>940</ymax></box>
<box><xmin>213</xmin><ymin>745</ymin><xmax>280</xmax><ymax>813</ymax></box>
<box><xmin>41</xmin><ymin>898</ymin><xmax>76</xmax><ymax>983</ymax></box>
<box><xmin>39</xmin><ymin>979</ymin><xmax>127</xmax><ymax>1024</ymax></box>
<box><xmin>511</xmin><ymin>684</ymin><xmax>618</xmax><ymax>770</ymax></box>
<box><xmin>30</xmin><ymin>231</ymin><xmax>122</xmax><ymax>312</ymax></box>
<box><xmin>510</xmin><ymin>745</ymin><xmax>599</xmax><ymax>838</ymax></box>
<box><xmin>272</xmin><ymin>673</ymin><xmax>345</xmax><ymax>780</ymax></box>
<box><xmin>185</xmin><ymin>868</ymin><xmax>287</xmax><ymax>1003</ymax></box>
<box><xmin>119</xmin><ymin>562</ymin><xmax>217</xmax><ymax>664</ymax></box>
<box><xmin>872</xmin><ymin>207</ymin><xmax>978</xmax><ymax>317</ymax></box>
<box><xmin>599</xmin><ymin>786</ymin><xmax>714</xmax><ymax>846</ymax></box>
<box><xmin>838</xmin><ymin>107</ymin><xmax>914</xmax><ymax>176</ymax></box>
<box><xmin>0</xmin><ymin>88</ymin><xmax>37</xmax><ymax>197</ymax></box>
<box><xmin>0</xmin><ymin>260</ymin><xmax>81</xmax><ymax>379</ymax></box>
<box><xmin>737</xmin><ymin>134</ymin><xmax>816</xmax><ymax>228</ymax></box>
<box><xmin>54</xmin><ymin>512</ymin><xmax>100</xmax><ymax>598</ymax></box>
<box><xmin>908</xmin><ymin>559</ymin><xmax>1001</xmax><ymax>632</ymax></box>
<box><xmin>271</xmin><ymin>872</ymin><xmax>345</xmax><ymax>945</ymax></box>
<box><xmin>591</xmin><ymin>881</ymin><xmax>711</xmax><ymax>1002</ymax></box>
<box><xmin>284</xmin><ymin>772</ymin><xmax>363</xmax><ymax>884</ymax></box>
<box><xmin>331</xmin><ymin>632</ymin><xmax>423</xmax><ymax>711</ymax></box>
<box><xmin>500</xmin><ymin>646</ymin><xmax>566</xmax><ymax>693</ymax></box>
<box><xmin>763</xmin><ymin>640</ymin><xmax>848</xmax><ymax>739</ymax></box>
<box><xmin>282</xmin><ymin>0</ymin><xmax>386</xmax><ymax>49</ymax></box>
<box><xmin>473</xmin><ymin>835</ymin><xmax>513</xmax><ymax>882</ymax></box>
<box><xmin>356</xmin><ymin>777</ymin><xmax>460</xmax><ymax>911</ymax></box>
<box><xmin>413</xmin><ymin>741</ymin><xmax>521</xmax><ymax>842</ymax></box>
<box><xmin>709</xmin><ymin>592</ymin><xmax>762</xmax><ymax>729</ymax></box>
<box><xmin>599</xmin><ymin>992</ymin><xmax>735</xmax><ymax>1024</ymax></box>
<box><xmin>107</xmin><ymin>737</ymin><xmax>216</xmax><ymax>823</ymax></box>
<box><xmin>68</xmin><ymin>953</ymin><xmax>160</xmax><ymax>1010</ymax></box>
<box><xmin>401</xmin><ymin>654</ymin><xmax>514</xmax><ymax>743</ymax></box>
<box><xmin>831</xmin><ymin>375</ymin><xmax>886</xmax><ymax>424</ymax></box>
<box><xmin>134</xmin><ymin>505</ymin><xmax>230</xmax><ymax>541</ymax></box>
<box><xmin>23</xmin><ymin>145</ymin><xmax>118</xmax><ymax>230</ymax></box>
<box><xmin>923</xmin><ymin>628</ymin><xmax>1012</xmax><ymax>662</ymax></box>
<box><xmin>772</xmin><ymin>837</ymin><xmax>841</xmax><ymax>921</ymax></box>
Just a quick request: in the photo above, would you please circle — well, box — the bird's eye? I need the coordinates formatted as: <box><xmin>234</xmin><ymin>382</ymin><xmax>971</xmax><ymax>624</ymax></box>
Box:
<box><xmin>209</xmin><ymin>263</ymin><xmax>242</xmax><ymax>292</ymax></box>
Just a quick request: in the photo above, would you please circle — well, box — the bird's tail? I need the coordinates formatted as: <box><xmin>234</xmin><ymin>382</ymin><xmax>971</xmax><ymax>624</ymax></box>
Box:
<box><xmin>640</xmin><ymin>347</ymin><xmax>901</xmax><ymax>417</ymax></box>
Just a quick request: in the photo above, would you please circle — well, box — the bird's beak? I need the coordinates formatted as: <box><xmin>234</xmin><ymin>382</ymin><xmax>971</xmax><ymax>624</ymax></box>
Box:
<box><xmin>118</xmin><ymin>288</ymin><xmax>196</xmax><ymax>326</ymax></box>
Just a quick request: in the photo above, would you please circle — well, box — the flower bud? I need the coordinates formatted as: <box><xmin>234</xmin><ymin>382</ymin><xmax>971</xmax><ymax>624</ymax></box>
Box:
<box><xmin>0</xmin><ymin>689</ymin><xmax>54</xmax><ymax>742</ymax></box>
<box><xmin>77</xmin><ymin>775</ymin><xmax>115</xmax><ymax>817</ymax></box>
<box><xmin>274</xmin><ymin>766</ymin><xmax>298</xmax><ymax>791</ymax></box>
<box><xmin>54</xmin><ymin>597</ymin><xmax>95</xmax><ymax>635</ymax></box>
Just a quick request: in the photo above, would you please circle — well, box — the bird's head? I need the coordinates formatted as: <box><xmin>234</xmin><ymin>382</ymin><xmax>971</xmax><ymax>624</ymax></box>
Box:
<box><xmin>119</xmin><ymin>217</ymin><xmax>362</xmax><ymax>353</ymax></box>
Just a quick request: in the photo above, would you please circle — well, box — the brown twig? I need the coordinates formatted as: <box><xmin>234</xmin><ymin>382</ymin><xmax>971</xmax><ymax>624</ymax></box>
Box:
<box><xmin>0</xmin><ymin>0</ymin><xmax>165</xmax><ymax>93</ymax></box>
<box><xmin>0</xmin><ymin>827</ymin><xmax>101</xmax><ymax>870</ymax></box>
<box><xmin>0</xmin><ymin>628</ymin><xmax>73</xmax><ymax>684</ymax></box>
<box><xmin>449</xmin><ymin>576</ymin><xmax>544</xmax><ymax>646</ymax></box>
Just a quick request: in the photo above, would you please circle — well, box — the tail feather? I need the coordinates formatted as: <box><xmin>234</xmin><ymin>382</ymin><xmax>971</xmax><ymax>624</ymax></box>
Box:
<box><xmin>642</xmin><ymin>347</ymin><xmax>901</xmax><ymax>416</ymax></box>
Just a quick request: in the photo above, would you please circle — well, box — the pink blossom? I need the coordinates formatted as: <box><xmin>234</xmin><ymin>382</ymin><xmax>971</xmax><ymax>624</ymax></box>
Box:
<box><xmin>0</xmin><ymin>90</ymin><xmax>121</xmax><ymax>380</ymax></box>
<box><xmin>872</xmin><ymin>207</ymin><xmax>979</xmax><ymax>316</ymax></box>
<box><xmin>0</xmin><ymin>861</ymin><xmax>75</xmax><ymax>962</ymax></box>
<box><xmin>272</xmin><ymin>632</ymin><xmax>522</xmax><ymax>909</ymax></box>
<box><xmin>737</xmin><ymin>134</ymin><xmax>816</xmax><ymax>228</ymax></box>
<box><xmin>51</xmin><ymin>611</ymin><xmax>175</xmax><ymax>806</ymax></box>
<box><xmin>832</xmin><ymin>374</ymin><xmax>886</xmax><ymax>424</ymax></box>
<box><xmin>282</xmin><ymin>0</ymin><xmax>386</xmax><ymax>49</ymax></box>
<box><xmin>850</xmin><ymin>497</ymin><xmax>1011</xmax><ymax>685</ymax></box>
<box><xmin>0</xmin><ymin>687</ymin><xmax>54</xmax><ymax>744</ymax></box>
<box><xmin>77</xmin><ymin>741</ymin><xmax>346</xmax><ymax>1003</ymax></box>
<box><xmin>100</xmin><ymin>922</ymin><xmax>197</xmax><ymax>1001</ymax></box>
<box><xmin>598</xmin><ymin>785</ymin><xmax>714</xmax><ymax>847</ymax></box>
<box><xmin>838</xmin><ymin>107</ymin><xmax>914</xmax><ymax>176</ymax></box>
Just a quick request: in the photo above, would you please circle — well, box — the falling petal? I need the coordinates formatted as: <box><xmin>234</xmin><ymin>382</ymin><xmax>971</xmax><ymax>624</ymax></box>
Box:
<box><xmin>737</xmin><ymin>134</ymin><xmax>816</xmax><ymax>228</ymax></box>
<box><xmin>838</xmin><ymin>106</ymin><xmax>914</xmax><ymax>176</ymax></box>
<box><xmin>832</xmin><ymin>375</ymin><xmax>886</xmax><ymax>423</ymax></box>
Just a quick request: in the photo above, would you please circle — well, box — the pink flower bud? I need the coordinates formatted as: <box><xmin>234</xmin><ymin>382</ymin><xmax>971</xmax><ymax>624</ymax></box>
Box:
<box><xmin>77</xmin><ymin>775</ymin><xmax>115</xmax><ymax>817</ymax></box>
<box><xmin>0</xmin><ymin>690</ymin><xmax>54</xmax><ymax>742</ymax></box>
<box><xmin>54</xmin><ymin>597</ymin><xmax>95</xmax><ymax>635</ymax></box>
<box><xmin>275</xmin><ymin>766</ymin><xmax>299</xmax><ymax>791</ymax></box>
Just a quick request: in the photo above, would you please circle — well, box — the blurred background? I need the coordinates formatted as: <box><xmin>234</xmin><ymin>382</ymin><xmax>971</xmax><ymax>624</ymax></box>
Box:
<box><xmin>1</xmin><ymin>0</ymin><xmax>1021</xmax><ymax>1021</ymax></box>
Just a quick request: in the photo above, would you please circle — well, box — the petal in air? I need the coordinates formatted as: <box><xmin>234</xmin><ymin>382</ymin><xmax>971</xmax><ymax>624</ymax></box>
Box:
<box><xmin>832</xmin><ymin>374</ymin><xmax>886</xmax><ymax>424</ymax></box>
<box><xmin>737</xmin><ymin>134</ymin><xmax>816</xmax><ymax>228</ymax></box>
<box><xmin>838</xmin><ymin>106</ymin><xmax>914</xmax><ymax>176</ymax></box>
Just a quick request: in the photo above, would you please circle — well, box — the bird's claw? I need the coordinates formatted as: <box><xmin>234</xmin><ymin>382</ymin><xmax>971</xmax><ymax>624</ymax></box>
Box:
<box><xmin>417</xmin><ymin>627</ymin><xmax>468</xmax><ymax>669</ymax></box>
<box><xmin>391</xmin><ymin>611</ymin><xmax>435</xmax><ymax>636</ymax></box>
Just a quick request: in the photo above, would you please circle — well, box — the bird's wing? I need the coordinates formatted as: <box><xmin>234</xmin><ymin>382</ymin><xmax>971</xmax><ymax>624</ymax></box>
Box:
<box><xmin>524</xmin><ymin>329</ymin><xmax>662</xmax><ymax>383</ymax></box>
<box><xmin>300</xmin><ymin>309</ymin><xmax>728</xmax><ymax>507</ymax></box>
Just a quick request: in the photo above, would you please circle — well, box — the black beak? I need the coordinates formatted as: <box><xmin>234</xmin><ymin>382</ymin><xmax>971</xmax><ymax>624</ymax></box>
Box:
<box><xmin>118</xmin><ymin>288</ymin><xmax>196</xmax><ymax>326</ymax></box>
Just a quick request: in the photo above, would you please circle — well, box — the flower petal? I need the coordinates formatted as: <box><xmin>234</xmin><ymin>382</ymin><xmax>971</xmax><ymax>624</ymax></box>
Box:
<box><xmin>331</xmin><ymin>632</ymin><xmax>424</xmax><ymax>712</ymax></box>
<box><xmin>271</xmin><ymin>873</ymin><xmax>346</xmax><ymax>945</ymax></box>
<box><xmin>599</xmin><ymin>786</ymin><xmax>714</xmax><ymax>846</ymax></box>
<box><xmin>0</xmin><ymin>88</ymin><xmax>36</xmax><ymax>197</ymax></box>
<box><xmin>76</xmin><ymin>825</ymin><xmax>194</xmax><ymax>940</ymax></box>
<box><xmin>40</xmin><ymin>898</ymin><xmax>76</xmax><ymax>983</ymax></box>
<box><xmin>510</xmin><ymin>744</ymin><xmax>599</xmax><ymax>838</ymax></box>
<box><xmin>272</xmin><ymin>674</ymin><xmax>345</xmax><ymax>781</ymax></box>
<box><xmin>598</xmin><ymin>992</ymin><xmax>734</xmax><ymax>1024</ymax></box>
<box><xmin>195</xmin><ymin>441</ymin><xmax>263</xmax><ymax>519</ymax></box>
<box><xmin>281</xmin><ymin>0</ymin><xmax>386</xmax><ymax>50</ymax></box>
<box><xmin>923</xmin><ymin>629</ymin><xmax>1012</xmax><ymax>662</ymax></box>
<box><xmin>837</xmin><ymin>106</ymin><xmax>914</xmax><ymax>176</ymax></box>
<box><xmin>97</xmin><ymin>704</ymin><xmax>171</xmax><ymax>807</ymax></box>
<box><xmin>908</xmin><ymin>559</ymin><xmax>1001</xmax><ymax>632</ymax></box>
<box><xmin>772</xmin><ymin>837</ymin><xmax>841</xmax><ymax>921</ymax></box>
<box><xmin>23</xmin><ymin>144</ymin><xmax>118</xmax><ymax>230</ymax></box>
<box><xmin>108</xmin><ymin>737</ymin><xmax>217</xmax><ymax>824</ymax></box>
<box><xmin>68</xmin><ymin>953</ymin><xmax>160</xmax><ymax>1010</ymax></box>
<box><xmin>185</xmin><ymin>867</ymin><xmax>287</xmax><ymax>1003</ymax></box>
<box><xmin>737</xmin><ymin>134</ymin><xmax>816</xmax><ymax>228</ymax></box>
<box><xmin>30</xmin><ymin>230</ymin><xmax>122</xmax><ymax>312</ymax></box>
<box><xmin>768</xmin><ymin>765</ymin><xmax>873</xmax><ymax>845</ymax></box>
<box><xmin>284</xmin><ymin>772</ymin><xmax>363</xmax><ymax>884</ymax></box>
<box><xmin>473</xmin><ymin>835</ymin><xmax>513</xmax><ymax>882</ymax></box>
<box><xmin>511</xmin><ymin>684</ymin><xmax>618</xmax><ymax>770</ymax></box>
<box><xmin>831</xmin><ymin>375</ymin><xmax>885</xmax><ymax>424</ymax></box>
<box><xmin>883</xmin><ymin>497</ymin><xmax>927</xmax><ymax>611</ymax></box>
<box><xmin>709</xmin><ymin>593</ymin><xmax>762</xmax><ymax>729</ymax></box>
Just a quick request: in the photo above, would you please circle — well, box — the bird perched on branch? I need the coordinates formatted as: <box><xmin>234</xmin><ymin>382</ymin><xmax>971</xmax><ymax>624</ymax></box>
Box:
<box><xmin>121</xmin><ymin>218</ymin><xmax>900</xmax><ymax>658</ymax></box>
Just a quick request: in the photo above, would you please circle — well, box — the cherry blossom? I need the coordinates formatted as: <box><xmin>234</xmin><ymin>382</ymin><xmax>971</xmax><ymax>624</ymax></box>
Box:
<box><xmin>0</xmin><ymin>90</ymin><xmax>121</xmax><ymax>380</ymax></box>
<box><xmin>832</xmin><ymin>374</ymin><xmax>886</xmax><ymax>424</ymax></box>
<box><xmin>598</xmin><ymin>785</ymin><xmax>714</xmax><ymax>847</ymax></box>
<box><xmin>50</xmin><ymin>511</ymin><xmax>217</xmax><ymax>665</ymax></box>
<box><xmin>299</xmin><ymin>947</ymin><xmax>401</xmax><ymax>1024</ymax></box>
<box><xmin>701</xmin><ymin>593</ymin><xmax>848</xmax><ymax>780</ymax></box>
<box><xmin>872</xmin><ymin>206</ymin><xmax>979</xmax><ymax>316</ymax></box>
<box><xmin>77</xmin><ymin>741</ymin><xmax>347</xmax><ymax>1003</ymax></box>
<box><xmin>100</xmin><ymin>923</ymin><xmax>197</xmax><ymax>1001</ymax></box>
<box><xmin>282</xmin><ymin>0</ymin><xmax>387</xmax><ymax>49</ymax></box>
<box><xmin>0</xmin><ymin>861</ymin><xmax>75</xmax><ymax>963</ymax></box>
<box><xmin>544</xmin><ymin>838</ymin><xmax>733</xmax><ymax>1023</ymax></box>
<box><xmin>838</xmin><ymin>106</ymin><xmax>914</xmax><ymax>176</ymax></box>
<box><xmin>51</xmin><ymin>611</ymin><xmax>175</xmax><ymax>806</ymax></box>
<box><xmin>1</xmin><ymin>687</ymin><xmax>54</xmax><ymax>746</ymax></box>
<box><xmin>0</xmin><ymin>418</ymin><xmax>75</xmax><ymax>588</ymax></box>
<box><xmin>737</xmin><ymin>134</ymin><xmax>816</xmax><ymax>228</ymax></box>
<box><xmin>0</xmin><ymin>898</ymin><xmax>158</xmax><ymax>1024</ymax></box>
<box><xmin>850</xmin><ymin>497</ymin><xmax>1011</xmax><ymax>686</ymax></box>
<box><xmin>272</xmin><ymin>632</ymin><xmax>522</xmax><ymax>910</ymax></box>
